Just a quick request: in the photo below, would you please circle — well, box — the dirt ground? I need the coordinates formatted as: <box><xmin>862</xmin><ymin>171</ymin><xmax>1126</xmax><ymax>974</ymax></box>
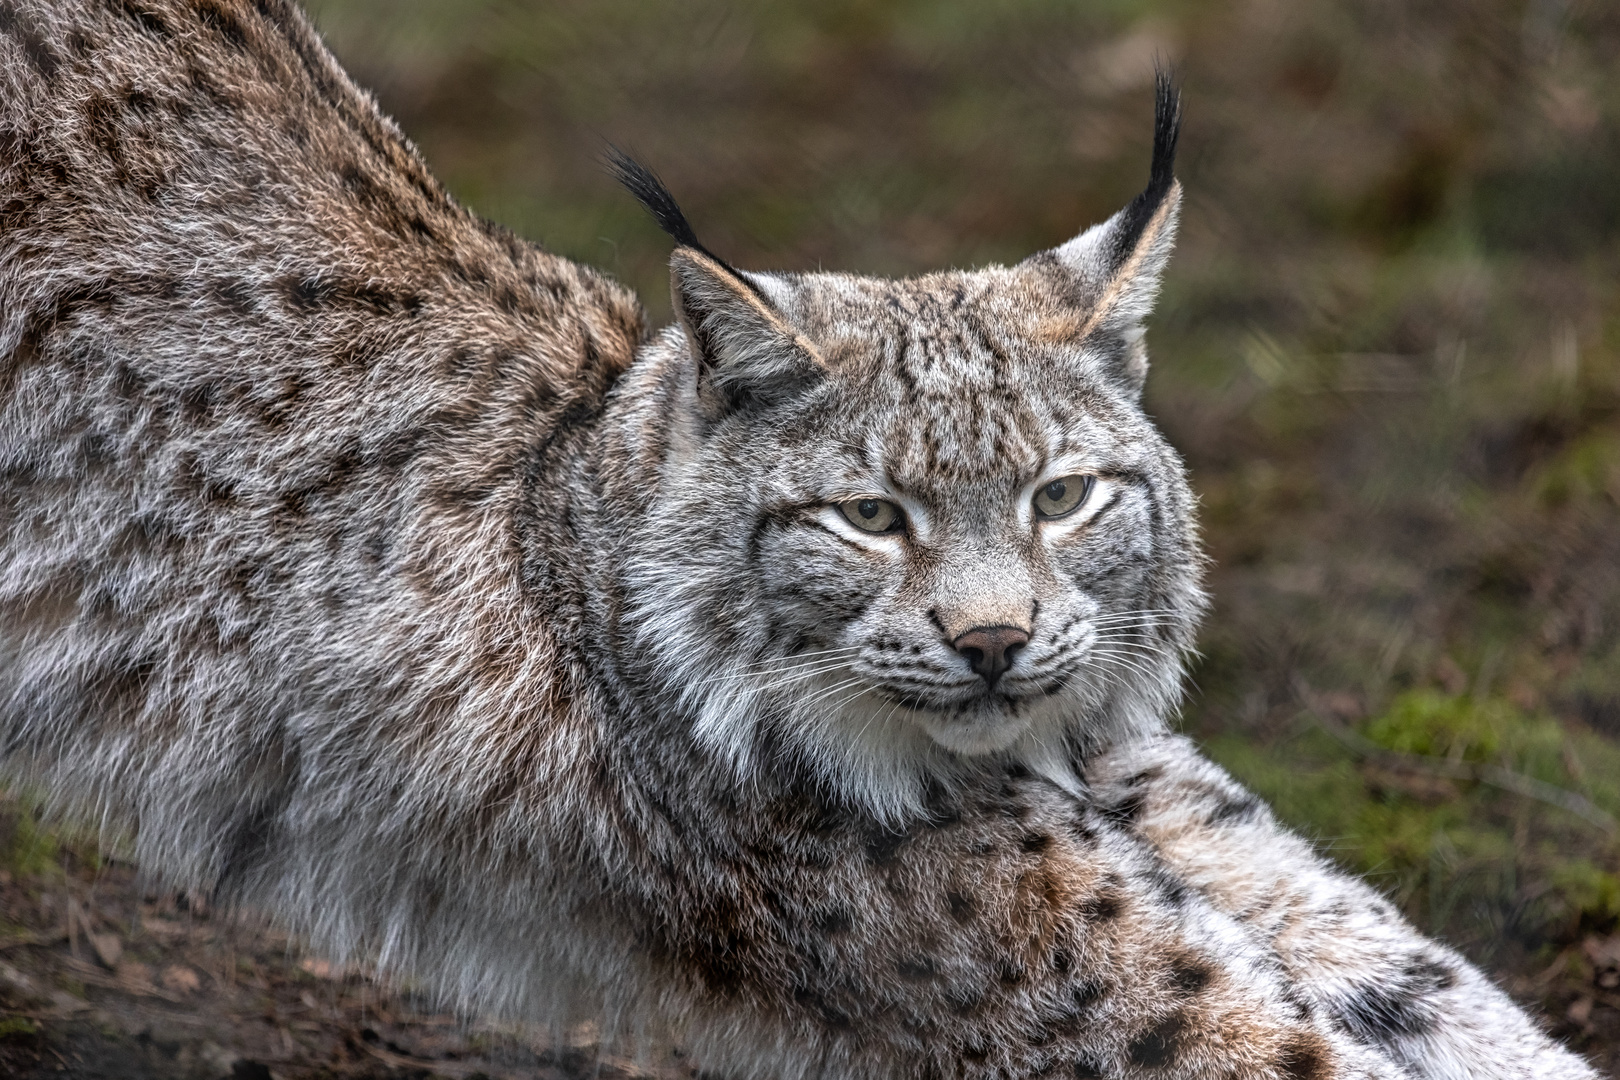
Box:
<box><xmin>0</xmin><ymin>803</ymin><xmax>693</xmax><ymax>1079</ymax></box>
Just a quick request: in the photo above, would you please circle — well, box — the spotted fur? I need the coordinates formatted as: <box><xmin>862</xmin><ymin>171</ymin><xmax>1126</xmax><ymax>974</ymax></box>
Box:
<box><xmin>1086</xmin><ymin>736</ymin><xmax>1597</xmax><ymax>1080</ymax></box>
<box><xmin>0</xmin><ymin>3</ymin><xmax>1594</xmax><ymax>1078</ymax></box>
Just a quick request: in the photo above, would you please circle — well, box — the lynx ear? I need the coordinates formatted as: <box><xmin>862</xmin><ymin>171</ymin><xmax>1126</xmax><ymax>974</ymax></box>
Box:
<box><xmin>608</xmin><ymin>149</ymin><xmax>822</xmax><ymax>418</ymax></box>
<box><xmin>668</xmin><ymin>249</ymin><xmax>824</xmax><ymax>417</ymax></box>
<box><xmin>1024</xmin><ymin>71</ymin><xmax>1183</xmax><ymax>397</ymax></box>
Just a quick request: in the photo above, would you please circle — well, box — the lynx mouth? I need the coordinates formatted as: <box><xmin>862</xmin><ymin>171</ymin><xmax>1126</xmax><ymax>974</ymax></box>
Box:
<box><xmin>843</xmin><ymin>683</ymin><xmax>1045</xmax><ymax>757</ymax></box>
<box><xmin>869</xmin><ymin>680</ymin><xmax>1035</xmax><ymax>714</ymax></box>
<box><xmin>912</xmin><ymin>705</ymin><xmax>1037</xmax><ymax>756</ymax></box>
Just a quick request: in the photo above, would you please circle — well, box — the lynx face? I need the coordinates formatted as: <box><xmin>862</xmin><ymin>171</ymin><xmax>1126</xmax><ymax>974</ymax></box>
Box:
<box><xmin>614</xmin><ymin>102</ymin><xmax>1201</xmax><ymax>819</ymax></box>
<box><xmin>718</xmin><ymin>271</ymin><xmax>1190</xmax><ymax>759</ymax></box>
<box><xmin>624</xmin><ymin>264</ymin><xmax>1202</xmax><ymax>819</ymax></box>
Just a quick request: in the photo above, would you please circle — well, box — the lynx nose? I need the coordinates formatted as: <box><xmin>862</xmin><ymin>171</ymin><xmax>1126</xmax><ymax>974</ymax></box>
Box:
<box><xmin>952</xmin><ymin>626</ymin><xmax>1030</xmax><ymax>686</ymax></box>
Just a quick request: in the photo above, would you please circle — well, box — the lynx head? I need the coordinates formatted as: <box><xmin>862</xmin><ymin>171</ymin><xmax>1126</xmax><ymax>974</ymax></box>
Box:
<box><xmin>613</xmin><ymin>75</ymin><xmax>1206</xmax><ymax>822</ymax></box>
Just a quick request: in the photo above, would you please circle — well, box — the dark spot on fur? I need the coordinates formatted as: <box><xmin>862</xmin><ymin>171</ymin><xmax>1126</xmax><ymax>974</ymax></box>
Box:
<box><xmin>865</xmin><ymin>828</ymin><xmax>906</xmax><ymax>864</ymax></box>
<box><xmin>79</xmin><ymin>431</ymin><xmax>114</xmax><ymax>467</ymax></box>
<box><xmin>791</xmin><ymin>986</ymin><xmax>852</xmax><ymax>1031</ymax></box>
<box><xmin>117</xmin><ymin>0</ymin><xmax>174</xmax><ymax>40</ymax></box>
<box><xmin>1078</xmin><ymin>889</ymin><xmax>1123</xmax><ymax>922</ymax></box>
<box><xmin>1127</xmin><ymin>1013</ymin><xmax>1186</xmax><ymax>1068</ymax></box>
<box><xmin>1335</xmin><ymin>979</ymin><xmax>1437</xmax><ymax>1040</ymax></box>
<box><xmin>1122</xmin><ymin>766</ymin><xmax>1163</xmax><ymax>787</ymax></box>
<box><xmin>1408</xmin><ymin>957</ymin><xmax>1457</xmax><ymax>992</ymax></box>
<box><xmin>997</xmin><ymin>961</ymin><xmax>1026</xmax><ymax>986</ymax></box>
<box><xmin>0</xmin><ymin>2</ymin><xmax>63</xmax><ymax>80</ymax></box>
<box><xmin>962</xmin><ymin>1040</ymin><xmax>990</xmax><ymax>1063</ymax></box>
<box><xmin>922</xmin><ymin>780</ymin><xmax>961</xmax><ymax>826</ymax></box>
<box><xmin>1336</xmin><ymin>957</ymin><xmax>1456</xmax><ymax>1040</ymax></box>
<box><xmin>196</xmin><ymin>0</ymin><xmax>250</xmax><ymax>49</ymax></box>
<box><xmin>1072</xmin><ymin>1055</ymin><xmax>1106</xmax><ymax>1079</ymax></box>
<box><xmin>681</xmin><ymin>898</ymin><xmax>757</xmax><ymax>1001</ymax></box>
<box><xmin>111</xmin><ymin>361</ymin><xmax>144</xmax><ymax>399</ymax></box>
<box><xmin>214</xmin><ymin>794</ymin><xmax>286</xmax><ymax>896</ymax></box>
<box><xmin>1278</xmin><ymin>1033</ymin><xmax>1332</xmax><ymax>1080</ymax></box>
<box><xmin>447</xmin><ymin>259</ymin><xmax>491</xmax><ymax>288</ymax></box>
<box><xmin>1072</xmin><ymin>980</ymin><xmax>1106</xmax><ymax>1010</ymax></box>
<box><xmin>340</xmin><ymin>162</ymin><xmax>379</xmax><ymax>198</ymax></box>
<box><xmin>1020</xmin><ymin>833</ymin><xmax>1053</xmax><ymax>855</ymax></box>
<box><xmin>812</xmin><ymin>907</ymin><xmax>852</xmax><ymax>936</ymax></box>
<box><xmin>405</xmin><ymin>214</ymin><xmax>438</xmax><ymax>243</ymax></box>
<box><xmin>945</xmin><ymin>987</ymin><xmax>982</xmax><ymax>1016</ymax></box>
<box><xmin>1066</xmin><ymin>816</ymin><xmax>1098</xmax><ymax>845</ymax></box>
<box><xmin>187</xmin><ymin>64</ymin><xmax>239</xmax><ymax>111</ymax></box>
<box><xmin>1206</xmin><ymin>794</ymin><xmax>1264</xmax><ymax>826</ymax></box>
<box><xmin>96</xmin><ymin>651</ymin><xmax>158</xmax><ymax>713</ymax></box>
<box><xmin>283</xmin><ymin>274</ymin><xmax>333</xmax><ymax>311</ymax></box>
<box><xmin>1168</xmin><ymin>954</ymin><xmax>1212</xmax><ymax>995</ymax></box>
<box><xmin>209</xmin><ymin>278</ymin><xmax>256</xmax><ymax>317</ymax></box>
<box><xmin>946</xmin><ymin>891</ymin><xmax>975</xmax><ymax>925</ymax></box>
<box><xmin>1146</xmin><ymin>866</ymin><xmax>1191</xmax><ymax>908</ymax></box>
<box><xmin>1051</xmin><ymin>948</ymin><xmax>1073</xmax><ymax>974</ymax></box>
<box><xmin>1279</xmin><ymin>985</ymin><xmax>1313</xmax><ymax>1022</ymax></box>
<box><xmin>1100</xmin><ymin>790</ymin><xmax>1148</xmax><ymax>824</ymax></box>
<box><xmin>896</xmin><ymin>957</ymin><xmax>937</xmax><ymax>981</ymax></box>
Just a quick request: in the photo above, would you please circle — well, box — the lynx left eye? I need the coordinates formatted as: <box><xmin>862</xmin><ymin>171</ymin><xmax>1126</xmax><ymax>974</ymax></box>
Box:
<box><xmin>1033</xmin><ymin>474</ymin><xmax>1094</xmax><ymax>519</ymax></box>
<box><xmin>838</xmin><ymin>498</ymin><xmax>904</xmax><ymax>534</ymax></box>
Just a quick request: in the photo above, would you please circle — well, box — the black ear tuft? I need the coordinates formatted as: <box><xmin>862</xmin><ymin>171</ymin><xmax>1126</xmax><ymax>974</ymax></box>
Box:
<box><xmin>1108</xmin><ymin>67</ymin><xmax>1182</xmax><ymax>274</ymax></box>
<box><xmin>1148</xmin><ymin>64</ymin><xmax>1182</xmax><ymax>198</ymax></box>
<box><xmin>606</xmin><ymin>147</ymin><xmax>765</xmax><ymax>292</ymax></box>
<box><xmin>606</xmin><ymin>147</ymin><xmax>706</xmax><ymax>251</ymax></box>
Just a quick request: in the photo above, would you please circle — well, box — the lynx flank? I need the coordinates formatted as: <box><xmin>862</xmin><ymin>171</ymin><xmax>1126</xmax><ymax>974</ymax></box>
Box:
<box><xmin>0</xmin><ymin>2</ymin><xmax>1595</xmax><ymax>1078</ymax></box>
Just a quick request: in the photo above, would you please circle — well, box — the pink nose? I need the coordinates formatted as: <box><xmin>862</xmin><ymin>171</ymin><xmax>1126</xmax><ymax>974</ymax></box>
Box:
<box><xmin>951</xmin><ymin>626</ymin><xmax>1030</xmax><ymax>686</ymax></box>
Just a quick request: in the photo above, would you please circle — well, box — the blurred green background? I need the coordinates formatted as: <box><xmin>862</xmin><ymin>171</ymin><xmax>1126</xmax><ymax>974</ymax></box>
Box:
<box><xmin>299</xmin><ymin>0</ymin><xmax>1619</xmax><ymax>1056</ymax></box>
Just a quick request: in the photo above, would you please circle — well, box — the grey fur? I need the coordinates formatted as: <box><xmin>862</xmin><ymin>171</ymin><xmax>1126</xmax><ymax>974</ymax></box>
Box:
<box><xmin>0</xmin><ymin>3</ymin><xmax>1594</xmax><ymax>1078</ymax></box>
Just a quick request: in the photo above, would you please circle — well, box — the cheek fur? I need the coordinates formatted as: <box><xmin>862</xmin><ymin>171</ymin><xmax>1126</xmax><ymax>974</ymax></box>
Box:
<box><xmin>1048</xmin><ymin>497</ymin><xmax>1157</xmax><ymax>594</ymax></box>
<box><xmin>753</xmin><ymin>520</ymin><xmax>900</xmax><ymax>626</ymax></box>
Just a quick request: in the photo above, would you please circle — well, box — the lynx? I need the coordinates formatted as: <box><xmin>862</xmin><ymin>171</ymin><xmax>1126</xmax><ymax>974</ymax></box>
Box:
<box><xmin>0</xmin><ymin>2</ymin><xmax>1595</xmax><ymax>1078</ymax></box>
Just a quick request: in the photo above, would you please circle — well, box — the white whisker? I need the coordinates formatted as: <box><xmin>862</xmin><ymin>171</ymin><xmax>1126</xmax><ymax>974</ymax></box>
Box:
<box><xmin>690</xmin><ymin>647</ymin><xmax>863</xmax><ymax>688</ymax></box>
<box><xmin>1088</xmin><ymin>649</ymin><xmax>1158</xmax><ymax>681</ymax></box>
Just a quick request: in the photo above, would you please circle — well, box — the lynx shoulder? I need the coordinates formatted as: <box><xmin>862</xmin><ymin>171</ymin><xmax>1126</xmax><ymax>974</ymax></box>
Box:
<box><xmin>0</xmin><ymin>2</ymin><xmax>1595</xmax><ymax>1078</ymax></box>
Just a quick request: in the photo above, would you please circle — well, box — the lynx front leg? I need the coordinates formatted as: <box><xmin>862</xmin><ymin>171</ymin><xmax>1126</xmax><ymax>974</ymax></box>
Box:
<box><xmin>1084</xmin><ymin>735</ymin><xmax>1598</xmax><ymax>1080</ymax></box>
<box><xmin>621</xmin><ymin>773</ymin><xmax>1415</xmax><ymax>1080</ymax></box>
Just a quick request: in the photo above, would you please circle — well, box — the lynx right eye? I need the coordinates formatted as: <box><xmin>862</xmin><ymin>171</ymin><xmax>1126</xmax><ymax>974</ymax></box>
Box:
<box><xmin>838</xmin><ymin>498</ymin><xmax>904</xmax><ymax>534</ymax></box>
<box><xmin>1033</xmin><ymin>474</ymin><xmax>1095</xmax><ymax>519</ymax></box>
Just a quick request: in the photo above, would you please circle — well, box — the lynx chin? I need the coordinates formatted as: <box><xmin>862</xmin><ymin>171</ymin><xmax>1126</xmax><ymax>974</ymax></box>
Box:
<box><xmin>0</xmin><ymin>2</ymin><xmax>1597</xmax><ymax>1079</ymax></box>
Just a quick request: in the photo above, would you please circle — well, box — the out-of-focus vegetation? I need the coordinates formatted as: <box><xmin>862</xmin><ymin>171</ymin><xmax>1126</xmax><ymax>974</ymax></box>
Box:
<box><xmin>299</xmin><ymin>0</ymin><xmax>1620</xmax><ymax>1052</ymax></box>
<box><xmin>4</xmin><ymin>0</ymin><xmax>1618</xmax><ymax>1073</ymax></box>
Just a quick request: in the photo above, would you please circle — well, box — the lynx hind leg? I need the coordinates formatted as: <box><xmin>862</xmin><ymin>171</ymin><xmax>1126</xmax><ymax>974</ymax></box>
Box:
<box><xmin>1085</xmin><ymin>735</ymin><xmax>1599</xmax><ymax>1080</ymax></box>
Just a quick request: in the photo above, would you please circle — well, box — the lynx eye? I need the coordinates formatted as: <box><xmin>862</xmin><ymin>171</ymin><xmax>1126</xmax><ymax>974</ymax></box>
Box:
<box><xmin>1033</xmin><ymin>474</ymin><xmax>1095</xmax><ymax>520</ymax></box>
<box><xmin>838</xmin><ymin>498</ymin><xmax>904</xmax><ymax>534</ymax></box>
